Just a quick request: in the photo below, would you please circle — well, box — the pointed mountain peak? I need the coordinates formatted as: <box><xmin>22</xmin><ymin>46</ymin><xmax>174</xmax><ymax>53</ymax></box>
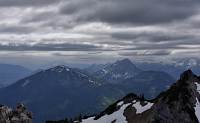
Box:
<box><xmin>114</xmin><ymin>58</ymin><xmax>134</xmax><ymax>66</ymax></box>
<box><xmin>156</xmin><ymin>69</ymin><xmax>199</xmax><ymax>105</ymax></box>
<box><xmin>49</xmin><ymin>65</ymin><xmax>71</xmax><ymax>73</ymax></box>
<box><xmin>117</xmin><ymin>58</ymin><xmax>132</xmax><ymax>63</ymax></box>
<box><xmin>92</xmin><ymin>58</ymin><xmax>142</xmax><ymax>84</ymax></box>
<box><xmin>180</xmin><ymin>69</ymin><xmax>195</xmax><ymax>81</ymax></box>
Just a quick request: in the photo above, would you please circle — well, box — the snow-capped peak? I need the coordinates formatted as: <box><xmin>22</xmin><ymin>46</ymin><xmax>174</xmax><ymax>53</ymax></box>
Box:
<box><xmin>50</xmin><ymin>65</ymin><xmax>70</xmax><ymax>72</ymax></box>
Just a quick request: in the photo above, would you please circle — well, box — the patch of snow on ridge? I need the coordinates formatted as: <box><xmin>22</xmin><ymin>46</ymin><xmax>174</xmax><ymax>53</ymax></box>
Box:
<box><xmin>112</xmin><ymin>74</ymin><xmax>122</xmax><ymax>79</ymax></box>
<box><xmin>89</xmin><ymin>80</ymin><xmax>95</xmax><ymax>83</ymax></box>
<box><xmin>65</xmin><ymin>68</ymin><xmax>70</xmax><ymax>71</ymax></box>
<box><xmin>132</xmin><ymin>101</ymin><xmax>154</xmax><ymax>114</ymax></box>
<box><xmin>88</xmin><ymin>79</ymin><xmax>102</xmax><ymax>86</ymax></box>
<box><xmin>51</xmin><ymin>65</ymin><xmax>65</xmax><ymax>72</ymax></box>
<box><xmin>102</xmin><ymin>69</ymin><xmax>108</xmax><ymax>74</ymax></box>
<box><xmin>195</xmin><ymin>98</ymin><xmax>200</xmax><ymax>122</ymax></box>
<box><xmin>81</xmin><ymin>103</ymin><xmax>130</xmax><ymax>123</ymax></box>
<box><xmin>195</xmin><ymin>82</ymin><xmax>200</xmax><ymax>92</ymax></box>
<box><xmin>117</xmin><ymin>101</ymin><xmax>124</xmax><ymax>106</ymax></box>
<box><xmin>50</xmin><ymin>65</ymin><xmax>71</xmax><ymax>73</ymax></box>
<box><xmin>124</xmin><ymin>72</ymin><xmax>131</xmax><ymax>79</ymax></box>
<box><xmin>195</xmin><ymin>82</ymin><xmax>200</xmax><ymax>122</ymax></box>
<box><xmin>22</xmin><ymin>80</ymin><xmax>30</xmax><ymax>87</ymax></box>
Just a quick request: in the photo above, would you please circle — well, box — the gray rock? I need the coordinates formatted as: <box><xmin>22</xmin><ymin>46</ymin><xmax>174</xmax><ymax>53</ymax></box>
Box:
<box><xmin>0</xmin><ymin>103</ymin><xmax>32</xmax><ymax>123</ymax></box>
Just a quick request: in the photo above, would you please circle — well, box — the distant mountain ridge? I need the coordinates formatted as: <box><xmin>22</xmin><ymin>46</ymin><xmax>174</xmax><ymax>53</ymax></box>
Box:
<box><xmin>136</xmin><ymin>58</ymin><xmax>200</xmax><ymax>79</ymax></box>
<box><xmin>0</xmin><ymin>64</ymin><xmax>31</xmax><ymax>87</ymax></box>
<box><xmin>121</xmin><ymin>70</ymin><xmax>175</xmax><ymax>98</ymax></box>
<box><xmin>84</xmin><ymin>64</ymin><xmax>108</xmax><ymax>75</ymax></box>
<box><xmin>0</xmin><ymin>65</ymin><xmax>124</xmax><ymax>123</ymax></box>
<box><xmin>86</xmin><ymin>59</ymin><xmax>175</xmax><ymax>98</ymax></box>
<box><xmin>0</xmin><ymin>59</ymin><xmax>176</xmax><ymax>123</ymax></box>
<box><xmin>91</xmin><ymin>59</ymin><xmax>142</xmax><ymax>84</ymax></box>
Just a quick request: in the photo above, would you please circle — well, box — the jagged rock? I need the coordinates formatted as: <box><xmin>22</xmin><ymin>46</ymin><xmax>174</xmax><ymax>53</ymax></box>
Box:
<box><xmin>0</xmin><ymin>103</ymin><xmax>32</xmax><ymax>123</ymax></box>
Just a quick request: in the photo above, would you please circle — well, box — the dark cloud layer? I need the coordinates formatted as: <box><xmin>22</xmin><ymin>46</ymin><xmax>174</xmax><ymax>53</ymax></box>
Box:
<box><xmin>60</xmin><ymin>0</ymin><xmax>200</xmax><ymax>25</ymax></box>
<box><xmin>0</xmin><ymin>0</ymin><xmax>199</xmax><ymax>64</ymax></box>
<box><xmin>111</xmin><ymin>31</ymin><xmax>193</xmax><ymax>42</ymax></box>
<box><xmin>0</xmin><ymin>0</ymin><xmax>61</xmax><ymax>7</ymax></box>
<box><xmin>0</xmin><ymin>25</ymin><xmax>37</xmax><ymax>34</ymax></box>
<box><xmin>0</xmin><ymin>43</ymin><xmax>101</xmax><ymax>51</ymax></box>
<box><xmin>118</xmin><ymin>50</ymin><xmax>172</xmax><ymax>56</ymax></box>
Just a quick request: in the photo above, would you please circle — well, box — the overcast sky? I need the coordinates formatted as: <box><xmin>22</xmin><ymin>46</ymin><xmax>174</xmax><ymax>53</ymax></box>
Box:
<box><xmin>0</xmin><ymin>0</ymin><xmax>200</xmax><ymax>68</ymax></box>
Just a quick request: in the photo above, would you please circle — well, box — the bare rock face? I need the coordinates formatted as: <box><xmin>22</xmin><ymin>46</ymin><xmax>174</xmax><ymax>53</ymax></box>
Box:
<box><xmin>123</xmin><ymin>70</ymin><xmax>200</xmax><ymax>123</ymax></box>
<box><xmin>0</xmin><ymin>103</ymin><xmax>32</xmax><ymax>123</ymax></box>
<box><xmin>150</xmin><ymin>70</ymin><xmax>199</xmax><ymax>123</ymax></box>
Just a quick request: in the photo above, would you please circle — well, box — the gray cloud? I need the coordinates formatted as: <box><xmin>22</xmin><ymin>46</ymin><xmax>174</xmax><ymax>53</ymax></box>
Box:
<box><xmin>60</xmin><ymin>0</ymin><xmax>97</xmax><ymax>15</ymax></box>
<box><xmin>118</xmin><ymin>50</ymin><xmax>172</xmax><ymax>56</ymax></box>
<box><xmin>124</xmin><ymin>40</ymin><xmax>200</xmax><ymax>51</ymax></box>
<box><xmin>51</xmin><ymin>52</ymin><xmax>82</xmax><ymax>57</ymax></box>
<box><xmin>111</xmin><ymin>31</ymin><xmax>193</xmax><ymax>42</ymax></box>
<box><xmin>60</xmin><ymin>0</ymin><xmax>200</xmax><ymax>25</ymax></box>
<box><xmin>21</xmin><ymin>11</ymin><xmax>57</xmax><ymax>24</ymax></box>
<box><xmin>0</xmin><ymin>0</ymin><xmax>199</xmax><ymax>65</ymax></box>
<box><xmin>0</xmin><ymin>24</ymin><xmax>37</xmax><ymax>34</ymax></box>
<box><xmin>0</xmin><ymin>43</ymin><xmax>102</xmax><ymax>51</ymax></box>
<box><xmin>0</xmin><ymin>0</ymin><xmax>62</xmax><ymax>7</ymax></box>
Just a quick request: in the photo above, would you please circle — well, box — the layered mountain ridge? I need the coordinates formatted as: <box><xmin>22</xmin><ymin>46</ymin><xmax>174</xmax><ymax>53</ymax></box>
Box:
<box><xmin>0</xmin><ymin>59</ymin><xmax>176</xmax><ymax>123</ymax></box>
<box><xmin>0</xmin><ymin>65</ymin><xmax>124</xmax><ymax>123</ymax></box>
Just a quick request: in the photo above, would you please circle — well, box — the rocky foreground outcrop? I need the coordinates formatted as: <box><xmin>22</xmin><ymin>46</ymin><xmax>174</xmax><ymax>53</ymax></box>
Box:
<box><xmin>0</xmin><ymin>103</ymin><xmax>32</xmax><ymax>123</ymax></box>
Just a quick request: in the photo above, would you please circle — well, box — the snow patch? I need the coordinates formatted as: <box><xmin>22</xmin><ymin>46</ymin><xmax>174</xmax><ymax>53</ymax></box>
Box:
<box><xmin>112</xmin><ymin>74</ymin><xmax>122</xmax><ymax>79</ymax></box>
<box><xmin>195</xmin><ymin>82</ymin><xmax>200</xmax><ymax>122</ymax></box>
<box><xmin>65</xmin><ymin>68</ymin><xmax>70</xmax><ymax>71</ymax></box>
<box><xmin>132</xmin><ymin>100</ymin><xmax>137</xmax><ymax>103</ymax></box>
<box><xmin>195</xmin><ymin>98</ymin><xmax>200</xmax><ymax>122</ymax></box>
<box><xmin>81</xmin><ymin>103</ymin><xmax>130</xmax><ymax>123</ymax></box>
<box><xmin>132</xmin><ymin>101</ymin><xmax>154</xmax><ymax>114</ymax></box>
<box><xmin>89</xmin><ymin>80</ymin><xmax>102</xmax><ymax>86</ymax></box>
<box><xmin>117</xmin><ymin>101</ymin><xmax>124</xmax><ymax>106</ymax></box>
<box><xmin>195</xmin><ymin>82</ymin><xmax>200</xmax><ymax>92</ymax></box>
<box><xmin>22</xmin><ymin>80</ymin><xmax>30</xmax><ymax>87</ymax></box>
<box><xmin>124</xmin><ymin>72</ymin><xmax>131</xmax><ymax>79</ymax></box>
<box><xmin>76</xmin><ymin>71</ymin><xmax>88</xmax><ymax>78</ymax></box>
<box><xmin>51</xmin><ymin>65</ymin><xmax>71</xmax><ymax>73</ymax></box>
<box><xmin>89</xmin><ymin>80</ymin><xmax>95</xmax><ymax>83</ymax></box>
<box><xmin>102</xmin><ymin>69</ymin><xmax>108</xmax><ymax>74</ymax></box>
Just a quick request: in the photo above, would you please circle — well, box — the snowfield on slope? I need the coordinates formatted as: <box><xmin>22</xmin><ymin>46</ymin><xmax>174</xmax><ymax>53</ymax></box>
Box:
<box><xmin>81</xmin><ymin>101</ymin><xmax>130</xmax><ymax>123</ymax></box>
<box><xmin>132</xmin><ymin>101</ymin><xmax>154</xmax><ymax>114</ymax></box>
<box><xmin>80</xmin><ymin>100</ymin><xmax>154</xmax><ymax>123</ymax></box>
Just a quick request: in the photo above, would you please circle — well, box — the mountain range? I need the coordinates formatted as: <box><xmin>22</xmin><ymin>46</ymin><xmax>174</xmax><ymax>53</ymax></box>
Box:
<box><xmin>0</xmin><ymin>65</ymin><xmax>124</xmax><ymax>123</ymax></box>
<box><xmin>136</xmin><ymin>58</ymin><xmax>200</xmax><ymax>79</ymax></box>
<box><xmin>51</xmin><ymin>70</ymin><xmax>200</xmax><ymax>123</ymax></box>
<box><xmin>90</xmin><ymin>59</ymin><xmax>142</xmax><ymax>84</ymax></box>
<box><xmin>0</xmin><ymin>64</ymin><xmax>31</xmax><ymax>88</ymax></box>
<box><xmin>0</xmin><ymin>59</ymin><xmax>176</xmax><ymax>123</ymax></box>
<box><xmin>86</xmin><ymin>59</ymin><xmax>175</xmax><ymax>98</ymax></box>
